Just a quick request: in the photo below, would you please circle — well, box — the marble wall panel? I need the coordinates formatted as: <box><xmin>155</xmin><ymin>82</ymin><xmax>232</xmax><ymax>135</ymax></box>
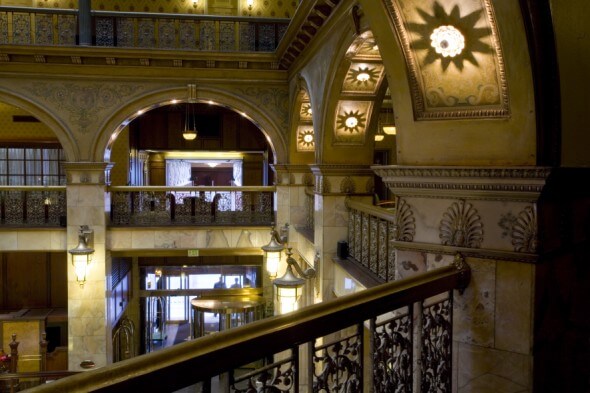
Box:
<box><xmin>131</xmin><ymin>230</ymin><xmax>155</xmax><ymax>249</ymax></box>
<box><xmin>453</xmin><ymin>258</ymin><xmax>495</xmax><ymax>348</ymax></box>
<box><xmin>456</xmin><ymin>342</ymin><xmax>531</xmax><ymax>393</ymax></box>
<box><xmin>395</xmin><ymin>250</ymin><xmax>426</xmax><ymax>279</ymax></box>
<box><xmin>0</xmin><ymin>232</ymin><xmax>17</xmax><ymax>250</ymax></box>
<box><xmin>17</xmin><ymin>231</ymin><xmax>52</xmax><ymax>250</ymax></box>
<box><xmin>495</xmin><ymin>261</ymin><xmax>533</xmax><ymax>354</ymax></box>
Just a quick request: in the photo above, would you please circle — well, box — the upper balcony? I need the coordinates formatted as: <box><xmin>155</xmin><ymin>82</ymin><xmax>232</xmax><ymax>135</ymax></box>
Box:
<box><xmin>0</xmin><ymin>1</ymin><xmax>342</xmax><ymax>72</ymax></box>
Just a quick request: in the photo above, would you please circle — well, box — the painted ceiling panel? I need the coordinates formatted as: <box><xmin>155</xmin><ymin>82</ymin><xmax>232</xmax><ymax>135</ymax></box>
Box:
<box><xmin>385</xmin><ymin>0</ymin><xmax>509</xmax><ymax>119</ymax></box>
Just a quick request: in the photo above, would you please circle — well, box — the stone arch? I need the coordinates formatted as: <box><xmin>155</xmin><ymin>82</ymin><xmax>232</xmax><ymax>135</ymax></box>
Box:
<box><xmin>93</xmin><ymin>85</ymin><xmax>288</xmax><ymax>164</ymax></box>
<box><xmin>0</xmin><ymin>89</ymin><xmax>78</xmax><ymax>161</ymax></box>
<box><xmin>313</xmin><ymin>26</ymin><xmax>389</xmax><ymax>165</ymax></box>
<box><xmin>288</xmin><ymin>76</ymin><xmax>315</xmax><ymax>164</ymax></box>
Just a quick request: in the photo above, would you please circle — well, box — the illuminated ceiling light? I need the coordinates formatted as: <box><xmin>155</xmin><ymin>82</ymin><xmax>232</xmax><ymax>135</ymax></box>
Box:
<box><xmin>303</xmin><ymin>134</ymin><xmax>313</xmax><ymax>143</ymax></box>
<box><xmin>170</xmin><ymin>99</ymin><xmax>178</xmax><ymax>104</ymax></box>
<box><xmin>356</xmin><ymin>72</ymin><xmax>370</xmax><ymax>82</ymax></box>
<box><xmin>208</xmin><ymin>100</ymin><xmax>215</xmax><ymax>105</ymax></box>
<box><xmin>430</xmin><ymin>25</ymin><xmax>465</xmax><ymax>58</ymax></box>
<box><xmin>307</xmin><ymin>107</ymin><xmax>312</xmax><ymax>115</ymax></box>
<box><xmin>374</xmin><ymin>128</ymin><xmax>384</xmax><ymax>142</ymax></box>
<box><xmin>382</xmin><ymin>126</ymin><xmax>397</xmax><ymax>135</ymax></box>
<box><xmin>345</xmin><ymin>116</ymin><xmax>358</xmax><ymax>128</ymax></box>
<box><xmin>136</xmin><ymin>109</ymin><xmax>144</xmax><ymax>115</ymax></box>
<box><xmin>207</xmin><ymin>162</ymin><xmax>219</xmax><ymax>167</ymax></box>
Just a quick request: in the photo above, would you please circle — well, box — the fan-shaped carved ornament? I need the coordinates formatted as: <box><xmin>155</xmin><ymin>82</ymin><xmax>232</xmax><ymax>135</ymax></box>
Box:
<box><xmin>394</xmin><ymin>198</ymin><xmax>416</xmax><ymax>242</ymax></box>
<box><xmin>511</xmin><ymin>205</ymin><xmax>537</xmax><ymax>253</ymax></box>
<box><xmin>439</xmin><ymin>199</ymin><xmax>483</xmax><ymax>248</ymax></box>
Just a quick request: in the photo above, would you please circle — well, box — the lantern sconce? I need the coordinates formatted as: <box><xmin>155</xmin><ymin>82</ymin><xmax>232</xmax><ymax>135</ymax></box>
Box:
<box><xmin>261</xmin><ymin>223</ymin><xmax>289</xmax><ymax>279</ymax></box>
<box><xmin>68</xmin><ymin>225</ymin><xmax>94</xmax><ymax>287</ymax></box>
<box><xmin>274</xmin><ymin>248</ymin><xmax>317</xmax><ymax>314</ymax></box>
<box><xmin>247</xmin><ymin>0</ymin><xmax>254</xmax><ymax>15</ymax></box>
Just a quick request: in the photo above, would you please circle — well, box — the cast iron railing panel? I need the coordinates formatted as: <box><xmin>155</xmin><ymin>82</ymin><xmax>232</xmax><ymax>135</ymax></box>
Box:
<box><xmin>346</xmin><ymin>199</ymin><xmax>398</xmax><ymax>282</ymax></box>
<box><xmin>0</xmin><ymin>187</ymin><xmax>66</xmax><ymax>227</ymax></box>
<box><xmin>0</xmin><ymin>7</ymin><xmax>289</xmax><ymax>52</ymax></box>
<box><xmin>109</xmin><ymin>186</ymin><xmax>274</xmax><ymax>227</ymax></box>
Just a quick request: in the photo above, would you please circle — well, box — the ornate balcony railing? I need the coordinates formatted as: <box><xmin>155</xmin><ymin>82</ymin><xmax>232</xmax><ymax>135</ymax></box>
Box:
<box><xmin>345</xmin><ymin>198</ymin><xmax>408</xmax><ymax>283</ymax></box>
<box><xmin>26</xmin><ymin>261</ymin><xmax>471</xmax><ymax>393</ymax></box>
<box><xmin>0</xmin><ymin>186</ymin><xmax>66</xmax><ymax>227</ymax></box>
<box><xmin>0</xmin><ymin>6</ymin><xmax>289</xmax><ymax>52</ymax></box>
<box><xmin>109</xmin><ymin>186</ymin><xmax>275</xmax><ymax>227</ymax></box>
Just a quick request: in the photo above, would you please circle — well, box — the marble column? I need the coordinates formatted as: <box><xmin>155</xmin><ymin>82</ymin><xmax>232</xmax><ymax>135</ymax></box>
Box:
<box><xmin>64</xmin><ymin>162</ymin><xmax>113</xmax><ymax>370</ymax></box>
<box><xmin>310</xmin><ymin>165</ymin><xmax>374</xmax><ymax>301</ymax></box>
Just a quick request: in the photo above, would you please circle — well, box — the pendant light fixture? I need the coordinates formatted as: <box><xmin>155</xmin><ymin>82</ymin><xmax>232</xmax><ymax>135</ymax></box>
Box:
<box><xmin>183</xmin><ymin>102</ymin><xmax>198</xmax><ymax>141</ymax></box>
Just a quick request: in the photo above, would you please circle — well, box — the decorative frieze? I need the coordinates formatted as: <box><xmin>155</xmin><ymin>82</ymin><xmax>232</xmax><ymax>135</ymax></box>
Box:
<box><xmin>311</xmin><ymin>164</ymin><xmax>374</xmax><ymax>196</ymax></box>
<box><xmin>394</xmin><ymin>198</ymin><xmax>416</xmax><ymax>242</ymax></box>
<box><xmin>511</xmin><ymin>206</ymin><xmax>537</xmax><ymax>253</ymax></box>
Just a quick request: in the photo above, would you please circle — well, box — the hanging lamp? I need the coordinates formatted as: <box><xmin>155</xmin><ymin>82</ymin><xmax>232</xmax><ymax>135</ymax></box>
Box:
<box><xmin>183</xmin><ymin>102</ymin><xmax>198</xmax><ymax>141</ymax></box>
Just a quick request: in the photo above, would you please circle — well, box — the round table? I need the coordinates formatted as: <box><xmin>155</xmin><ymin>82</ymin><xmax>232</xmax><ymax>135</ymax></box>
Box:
<box><xmin>191</xmin><ymin>296</ymin><xmax>265</xmax><ymax>337</ymax></box>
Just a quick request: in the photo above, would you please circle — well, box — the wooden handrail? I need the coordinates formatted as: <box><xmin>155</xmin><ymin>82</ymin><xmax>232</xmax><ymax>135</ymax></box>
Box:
<box><xmin>345</xmin><ymin>197</ymin><xmax>396</xmax><ymax>222</ymax></box>
<box><xmin>108</xmin><ymin>186</ymin><xmax>275</xmax><ymax>192</ymax></box>
<box><xmin>0</xmin><ymin>186</ymin><xmax>66</xmax><ymax>192</ymax></box>
<box><xmin>26</xmin><ymin>263</ymin><xmax>470</xmax><ymax>393</ymax></box>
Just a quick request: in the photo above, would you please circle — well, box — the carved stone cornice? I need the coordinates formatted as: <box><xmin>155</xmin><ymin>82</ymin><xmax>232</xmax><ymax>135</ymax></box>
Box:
<box><xmin>372</xmin><ymin>165</ymin><xmax>552</xmax><ymax>202</ymax></box>
<box><xmin>392</xmin><ymin>240</ymin><xmax>539</xmax><ymax>264</ymax></box>
<box><xmin>64</xmin><ymin>162</ymin><xmax>114</xmax><ymax>186</ymax></box>
<box><xmin>311</xmin><ymin>164</ymin><xmax>374</xmax><ymax>196</ymax></box>
<box><xmin>271</xmin><ymin>164</ymin><xmax>314</xmax><ymax>186</ymax></box>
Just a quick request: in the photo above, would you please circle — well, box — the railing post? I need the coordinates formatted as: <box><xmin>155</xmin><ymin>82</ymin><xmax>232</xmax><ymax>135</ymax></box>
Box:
<box><xmin>79</xmin><ymin>0</ymin><xmax>92</xmax><ymax>46</ymax></box>
<box><xmin>8</xmin><ymin>334</ymin><xmax>18</xmax><ymax>374</ymax></box>
<box><xmin>413</xmin><ymin>301</ymin><xmax>423</xmax><ymax>393</ymax></box>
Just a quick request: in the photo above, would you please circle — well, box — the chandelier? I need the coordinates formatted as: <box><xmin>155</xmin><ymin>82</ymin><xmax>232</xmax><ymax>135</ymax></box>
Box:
<box><xmin>183</xmin><ymin>102</ymin><xmax>198</xmax><ymax>141</ymax></box>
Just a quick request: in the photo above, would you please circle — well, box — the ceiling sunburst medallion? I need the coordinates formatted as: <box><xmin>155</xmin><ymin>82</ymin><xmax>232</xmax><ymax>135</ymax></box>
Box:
<box><xmin>333</xmin><ymin>101</ymin><xmax>373</xmax><ymax>145</ymax></box>
<box><xmin>407</xmin><ymin>1</ymin><xmax>492</xmax><ymax>71</ymax></box>
<box><xmin>296</xmin><ymin>127</ymin><xmax>315</xmax><ymax>152</ymax></box>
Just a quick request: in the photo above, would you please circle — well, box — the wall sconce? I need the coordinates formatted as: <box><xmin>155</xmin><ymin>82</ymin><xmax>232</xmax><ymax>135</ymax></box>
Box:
<box><xmin>193</xmin><ymin>0</ymin><xmax>198</xmax><ymax>8</ymax></box>
<box><xmin>68</xmin><ymin>225</ymin><xmax>94</xmax><ymax>287</ymax></box>
<box><xmin>274</xmin><ymin>248</ymin><xmax>316</xmax><ymax>314</ymax></box>
<box><xmin>261</xmin><ymin>223</ymin><xmax>289</xmax><ymax>279</ymax></box>
<box><xmin>247</xmin><ymin>0</ymin><xmax>254</xmax><ymax>11</ymax></box>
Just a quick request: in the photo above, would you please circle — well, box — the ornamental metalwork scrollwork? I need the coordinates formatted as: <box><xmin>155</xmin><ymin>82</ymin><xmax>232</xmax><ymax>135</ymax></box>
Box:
<box><xmin>231</xmin><ymin>357</ymin><xmax>296</xmax><ymax>393</ymax></box>
<box><xmin>439</xmin><ymin>200</ymin><xmax>483</xmax><ymax>248</ymax></box>
<box><xmin>422</xmin><ymin>296</ymin><xmax>452</xmax><ymax>393</ymax></box>
<box><xmin>372</xmin><ymin>308</ymin><xmax>413</xmax><ymax>392</ymax></box>
<box><xmin>394</xmin><ymin>198</ymin><xmax>416</xmax><ymax>242</ymax></box>
<box><xmin>511</xmin><ymin>205</ymin><xmax>537</xmax><ymax>253</ymax></box>
<box><xmin>313</xmin><ymin>333</ymin><xmax>362</xmax><ymax>392</ymax></box>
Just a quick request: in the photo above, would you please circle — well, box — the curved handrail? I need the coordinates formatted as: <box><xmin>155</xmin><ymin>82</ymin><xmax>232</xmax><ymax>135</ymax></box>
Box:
<box><xmin>26</xmin><ymin>263</ymin><xmax>470</xmax><ymax>392</ymax></box>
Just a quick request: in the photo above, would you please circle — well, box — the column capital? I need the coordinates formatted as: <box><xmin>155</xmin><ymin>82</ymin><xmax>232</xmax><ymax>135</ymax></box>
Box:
<box><xmin>309</xmin><ymin>164</ymin><xmax>375</xmax><ymax>196</ymax></box>
<box><xmin>64</xmin><ymin>162</ymin><xmax>115</xmax><ymax>186</ymax></box>
<box><xmin>271</xmin><ymin>164</ymin><xmax>314</xmax><ymax>186</ymax></box>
